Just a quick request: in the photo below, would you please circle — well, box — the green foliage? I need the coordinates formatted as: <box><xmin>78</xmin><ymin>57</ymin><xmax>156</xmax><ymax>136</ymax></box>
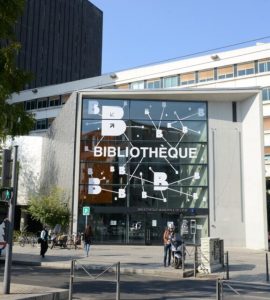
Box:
<box><xmin>27</xmin><ymin>187</ymin><xmax>71</xmax><ymax>230</ymax></box>
<box><xmin>0</xmin><ymin>0</ymin><xmax>35</xmax><ymax>140</ymax></box>
<box><xmin>13</xmin><ymin>230</ymin><xmax>22</xmax><ymax>242</ymax></box>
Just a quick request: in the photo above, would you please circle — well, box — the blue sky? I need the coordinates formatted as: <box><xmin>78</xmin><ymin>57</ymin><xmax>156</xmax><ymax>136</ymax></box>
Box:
<box><xmin>91</xmin><ymin>0</ymin><xmax>270</xmax><ymax>74</ymax></box>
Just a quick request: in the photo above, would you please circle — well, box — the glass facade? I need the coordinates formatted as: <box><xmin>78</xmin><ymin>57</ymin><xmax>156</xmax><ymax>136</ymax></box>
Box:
<box><xmin>79</xmin><ymin>98</ymin><xmax>209</xmax><ymax>245</ymax></box>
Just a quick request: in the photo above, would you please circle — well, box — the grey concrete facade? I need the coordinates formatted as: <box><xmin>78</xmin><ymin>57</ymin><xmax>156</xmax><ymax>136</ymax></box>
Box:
<box><xmin>40</xmin><ymin>92</ymin><xmax>77</xmax><ymax>211</ymax></box>
<box><xmin>35</xmin><ymin>88</ymin><xmax>267</xmax><ymax>250</ymax></box>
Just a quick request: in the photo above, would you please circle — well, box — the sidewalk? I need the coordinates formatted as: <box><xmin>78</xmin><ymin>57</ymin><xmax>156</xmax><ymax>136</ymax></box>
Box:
<box><xmin>0</xmin><ymin>244</ymin><xmax>269</xmax><ymax>299</ymax></box>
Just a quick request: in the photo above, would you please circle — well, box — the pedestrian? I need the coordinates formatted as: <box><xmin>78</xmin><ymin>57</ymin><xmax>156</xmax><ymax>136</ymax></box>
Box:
<box><xmin>83</xmin><ymin>225</ymin><xmax>93</xmax><ymax>257</ymax></box>
<box><xmin>40</xmin><ymin>226</ymin><xmax>49</xmax><ymax>258</ymax></box>
<box><xmin>163</xmin><ymin>223</ymin><xmax>175</xmax><ymax>267</ymax></box>
<box><xmin>50</xmin><ymin>231</ymin><xmax>57</xmax><ymax>249</ymax></box>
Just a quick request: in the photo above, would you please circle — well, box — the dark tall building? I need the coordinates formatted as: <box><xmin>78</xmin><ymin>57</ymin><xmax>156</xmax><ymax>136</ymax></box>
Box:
<box><xmin>15</xmin><ymin>0</ymin><xmax>102</xmax><ymax>89</ymax></box>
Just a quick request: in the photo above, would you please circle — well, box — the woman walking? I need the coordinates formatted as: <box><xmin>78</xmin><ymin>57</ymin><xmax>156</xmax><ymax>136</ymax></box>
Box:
<box><xmin>83</xmin><ymin>225</ymin><xmax>93</xmax><ymax>257</ymax></box>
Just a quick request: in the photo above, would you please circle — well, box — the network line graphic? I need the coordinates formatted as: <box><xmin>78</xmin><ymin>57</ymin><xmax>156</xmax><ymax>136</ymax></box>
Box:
<box><xmin>85</xmin><ymin>100</ymin><xmax>206</xmax><ymax>203</ymax></box>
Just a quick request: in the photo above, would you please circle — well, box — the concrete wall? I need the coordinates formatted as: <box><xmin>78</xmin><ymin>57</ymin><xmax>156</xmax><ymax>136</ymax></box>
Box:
<box><xmin>208</xmin><ymin>102</ymin><xmax>245</xmax><ymax>247</ymax></box>
<box><xmin>72</xmin><ymin>93</ymin><xmax>83</xmax><ymax>234</ymax></box>
<box><xmin>40</xmin><ymin>92</ymin><xmax>77</xmax><ymax>207</ymax></box>
<box><xmin>239</xmin><ymin>94</ymin><xmax>268</xmax><ymax>249</ymax></box>
<box><xmin>208</xmin><ymin>95</ymin><xmax>267</xmax><ymax>250</ymax></box>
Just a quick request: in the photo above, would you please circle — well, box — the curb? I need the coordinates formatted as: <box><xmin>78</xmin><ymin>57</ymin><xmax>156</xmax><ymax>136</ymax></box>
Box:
<box><xmin>0</xmin><ymin>285</ymin><xmax>68</xmax><ymax>300</ymax></box>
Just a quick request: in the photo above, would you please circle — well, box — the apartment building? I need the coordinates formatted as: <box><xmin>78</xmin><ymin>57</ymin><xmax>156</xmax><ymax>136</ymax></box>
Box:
<box><xmin>11</xmin><ymin>43</ymin><xmax>270</xmax><ymax>168</ymax></box>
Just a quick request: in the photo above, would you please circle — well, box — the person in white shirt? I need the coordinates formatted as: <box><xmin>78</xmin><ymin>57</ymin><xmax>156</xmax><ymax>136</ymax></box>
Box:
<box><xmin>40</xmin><ymin>226</ymin><xmax>49</xmax><ymax>258</ymax></box>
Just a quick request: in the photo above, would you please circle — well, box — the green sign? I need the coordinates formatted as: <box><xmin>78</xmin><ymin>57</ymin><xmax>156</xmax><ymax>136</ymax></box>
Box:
<box><xmin>0</xmin><ymin>187</ymin><xmax>13</xmax><ymax>201</ymax></box>
<box><xmin>82</xmin><ymin>206</ymin><xmax>90</xmax><ymax>216</ymax></box>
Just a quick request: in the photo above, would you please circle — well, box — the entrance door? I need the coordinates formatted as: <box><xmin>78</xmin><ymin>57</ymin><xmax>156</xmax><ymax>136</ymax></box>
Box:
<box><xmin>128</xmin><ymin>214</ymin><xmax>146</xmax><ymax>244</ymax></box>
<box><xmin>128</xmin><ymin>213</ymin><xmax>167</xmax><ymax>245</ymax></box>
<box><xmin>145</xmin><ymin>213</ymin><xmax>163</xmax><ymax>245</ymax></box>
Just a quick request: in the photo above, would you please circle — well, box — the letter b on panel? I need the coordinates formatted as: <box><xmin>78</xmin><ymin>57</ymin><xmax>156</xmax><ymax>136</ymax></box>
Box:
<box><xmin>101</xmin><ymin>106</ymin><xmax>126</xmax><ymax>136</ymax></box>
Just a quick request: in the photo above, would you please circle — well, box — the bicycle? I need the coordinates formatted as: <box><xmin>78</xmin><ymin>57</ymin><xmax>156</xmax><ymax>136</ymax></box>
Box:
<box><xmin>18</xmin><ymin>235</ymin><xmax>38</xmax><ymax>247</ymax></box>
<box><xmin>66</xmin><ymin>234</ymin><xmax>81</xmax><ymax>250</ymax></box>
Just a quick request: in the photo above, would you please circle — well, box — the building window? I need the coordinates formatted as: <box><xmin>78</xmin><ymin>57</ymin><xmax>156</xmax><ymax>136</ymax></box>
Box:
<box><xmin>198</xmin><ymin>69</ymin><xmax>214</xmax><ymax>82</ymax></box>
<box><xmin>180</xmin><ymin>72</ymin><xmax>195</xmax><ymax>86</ymax></box>
<box><xmin>35</xmin><ymin>119</ymin><xmax>48</xmax><ymax>130</ymax></box>
<box><xmin>49</xmin><ymin>96</ymin><xmax>61</xmax><ymax>107</ymax></box>
<box><xmin>265</xmin><ymin>154</ymin><xmax>270</xmax><ymax>161</ymax></box>
<box><xmin>258</xmin><ymin>59</ymin><xmax>270</xmax><ymax>73</ymax></box>
<box><xmin>264</xmin><ymin>133</ymin><xmax>270</xmax><ymax>147</ymax></box>
<box><xmin>147</xmin><ymin>79</ymin><xmax>161</xmax><ymax>89</ymax></box>
<box><xmin>37</xmin><ymin>97</ymin><xmax>48</xmax><ymax>109</ymax></box>
<box><xmin>237</xmin><ymin>62</ymin><xmax>255</xmax><ymax>76</ymax></box>
<box><xmin>163</xmin><ymin>76</ymin><xmax>178</xmax><ymax>88</ymax></box>
<box><xmin>130</xmin><ymin>81</ymin><xmax>144</xmax><ymax>89</ymax></box>
<box><xmin>263</xmin><ymin>88</ymin><xmax>270</xmax><ymax>101</ymax></box>
<box><xmin>24</xmin><ymin>99</ymin><xmax>37</xmax><ymax>111</ymax></box>
<box><xmin>217</xmin><ymin>65</ymin><xmax>234</xmax><ymax>80</ymax></box>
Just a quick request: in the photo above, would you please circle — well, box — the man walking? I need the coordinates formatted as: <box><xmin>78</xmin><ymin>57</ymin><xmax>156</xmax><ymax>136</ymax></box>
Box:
<box><xmin>40</xmin><ymin>226</ymin><xmax>49</xmax><ymax>258</ymax></box>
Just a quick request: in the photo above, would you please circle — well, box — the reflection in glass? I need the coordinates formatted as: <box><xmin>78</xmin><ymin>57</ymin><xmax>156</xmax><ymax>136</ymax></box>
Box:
<box><xmin>80</xmin><ymin>97</ymin><xmax>209</xmax><ymax>242</ymax></box>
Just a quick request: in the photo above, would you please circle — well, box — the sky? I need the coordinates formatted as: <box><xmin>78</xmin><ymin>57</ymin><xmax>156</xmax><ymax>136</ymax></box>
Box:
<box><xmin>90</xmin><ymin>0</ymin><xmax>270</xmax><ymax>74</ymax></box>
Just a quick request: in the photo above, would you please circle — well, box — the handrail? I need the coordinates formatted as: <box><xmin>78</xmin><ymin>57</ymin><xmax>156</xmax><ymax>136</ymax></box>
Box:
<box><xmin>216</xmin><ymin>278</ymin><xmax>270</xmax><ymax>299</ymax></box>
<box><xmin>222</xmin><ymin>279</ymin><xmax>270</xmax><ymax>287</ymax></box>
<box><xmin>75</xmin><ymin>260</ymin><xmax>119</xmax><ymax>280</ymax></box>
<box><xmin>223</xmin><ymin>282</ymin><xmax>241</xmax><ymax>295</ymax></box>
<box><xmin>69</xmin><ymin>259</ymin><xmax>120</xmax><ymax>300</ymax></box>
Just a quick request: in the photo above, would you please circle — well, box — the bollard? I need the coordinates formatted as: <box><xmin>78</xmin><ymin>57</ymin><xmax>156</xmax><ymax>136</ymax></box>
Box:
<box><xmin>216</xmin><ymin>279</ymin><xmax>221</xmax><ymax>300</ymax></box>
<box><xmin>220</xmin><ymin>279</ymin><xmax>223</xmax><ymax>299</ymax></box>
<box><xmin>225</xmin><ymin>251</ymin><xmax>229</xmax><ymax>280</ymax></box>
<box><xmin>194</xmin><ymin>245</ymin><xmax>197</xmax><ymax>278</ymax></box>
<box><xmin>266</xmin><ymin>253</ymin><xmax>269</xmax><ymax>282</ymax></box>
<box><xmin>69</xmin><ymin>259</ymin><xmax>75</xmax><ymax>300</ymax></box>
<box><xmin>116</xmin><ymin>262</ymin><xmax>120</xmax><ymax>300</ymax></box>
<box><xmin>182</xmin><ymin>244</ymin><xmax>185</xmax><ymax>273</ymax></box>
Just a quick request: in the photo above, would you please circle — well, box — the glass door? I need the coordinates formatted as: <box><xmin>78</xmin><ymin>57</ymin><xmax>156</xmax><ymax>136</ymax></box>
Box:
<box><xmin>128</xmin><ymin>214</ymin><xmax>145</xmax><ymax>244</ymax></box>
<box><xmin>128</xmin><ymin>213</ymin><xmax>165</xmax><ymax>245</ymax></box>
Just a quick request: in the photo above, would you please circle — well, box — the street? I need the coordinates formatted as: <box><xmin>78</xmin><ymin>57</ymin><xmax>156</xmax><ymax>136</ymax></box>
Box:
<box><xmin>1</xmin><ymin>265</ymin><xmax>270</xmax><ymax>299</ymax></box>
<box><xmin>0</xmin><ymin>264</ymin><xmax>216</xmax><ymax>299</ymax></box>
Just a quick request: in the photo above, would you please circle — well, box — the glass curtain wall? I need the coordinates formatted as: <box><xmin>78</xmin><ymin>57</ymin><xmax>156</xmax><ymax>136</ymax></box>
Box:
<box><xmin>79</xmin><ymin>98</ymin><xmax>208</xmax><ymax>245</ymax></box>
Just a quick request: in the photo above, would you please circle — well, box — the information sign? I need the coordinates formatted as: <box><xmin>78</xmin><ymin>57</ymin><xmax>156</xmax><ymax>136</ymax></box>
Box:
<box><xmin>82</xmin><ymin>206</ymin><xmax>90</xmax><ymax>216</ymax></box>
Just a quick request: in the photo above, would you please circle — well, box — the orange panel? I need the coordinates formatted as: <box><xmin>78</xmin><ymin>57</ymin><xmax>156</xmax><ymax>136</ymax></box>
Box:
<box><xmin>116</xmin><ymin>84</ymin><xmax>129</xmax><ymax>89</ymax></box>
<box><xmin>265</xmin><ymin>146</ymin><xmax>270</xmax><ymax>155</ymax></box>
<box><xmin>264</xmin><ymin>118</ymin><xmax>270</xmax><ymax>130</ymax></box>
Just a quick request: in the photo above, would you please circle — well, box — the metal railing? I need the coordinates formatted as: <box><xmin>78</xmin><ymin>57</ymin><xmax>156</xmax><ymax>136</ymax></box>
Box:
<box><xmin>216</xmin><ymin>251</ymin><xmax>270</xmax><ymax>299</ymax></box>
<box><xmin>181</xmin><ymin>244</ymin><xmax>200</xmax><ymax>277</ymax></box>
<box><xmin>69</xmin><ymin>259</ymin><xmax>120</xmax><ymax>300</ymax></box>
<box><xmin>216</xmin><ymin>279</ymin><xmax>270</xmax><ymax>299</ymax></box>
<box><xmin>222</xmin><ymin>251</ymin><xmax>270</xmax><ymax>282</ymax></box>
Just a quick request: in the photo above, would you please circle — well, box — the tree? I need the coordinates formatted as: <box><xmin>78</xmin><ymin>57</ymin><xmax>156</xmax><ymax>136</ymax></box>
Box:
<box><xmin>27</xmin><ymin>187</ymin><xmax>71</xmax><ymax>230</ymax></box>
<box><xmin>0</xmin><ymin>0</ymin><xmax>35</xmax><ymax>140</ymax></box>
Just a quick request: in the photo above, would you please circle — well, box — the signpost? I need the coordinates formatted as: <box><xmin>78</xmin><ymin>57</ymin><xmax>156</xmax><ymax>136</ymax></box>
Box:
<box><xmin>82</xmin><ymin>206</ymin><xmax>90</xmax><ymax>227</ymax></box>
<box><xmin>3</xmin><ymin>146</ymin><xmax>18</xmax><ymax>294</ymax></box>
